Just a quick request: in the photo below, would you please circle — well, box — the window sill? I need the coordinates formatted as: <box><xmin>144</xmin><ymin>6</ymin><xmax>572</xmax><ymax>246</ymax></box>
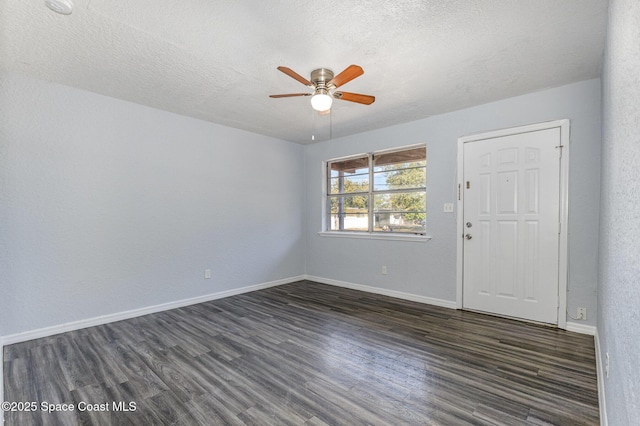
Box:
<box><xmin>317</xmin><ymin>231</ymin><xmax>432</xmax><ymax>242</ymax></box>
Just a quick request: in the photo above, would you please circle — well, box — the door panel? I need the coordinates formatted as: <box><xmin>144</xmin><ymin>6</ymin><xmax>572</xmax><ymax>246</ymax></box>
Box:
<box><xmin>463</xmin><ymin>128</ymin><xmax>560</xmax><ymax>324</ymax></box>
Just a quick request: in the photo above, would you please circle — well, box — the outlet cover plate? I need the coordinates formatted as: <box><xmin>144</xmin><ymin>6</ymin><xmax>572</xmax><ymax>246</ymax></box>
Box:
<box><xmin>577</xmin><ymin>307</ymin><xmax>587</xmax><ymax>320</ymax></box>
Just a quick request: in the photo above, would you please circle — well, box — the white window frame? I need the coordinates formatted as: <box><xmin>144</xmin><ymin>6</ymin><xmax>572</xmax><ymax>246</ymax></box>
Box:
<box><xmin>319</xmin><ymin>144</ymin><xmax>430</xmax><ymax>242</ymax></box>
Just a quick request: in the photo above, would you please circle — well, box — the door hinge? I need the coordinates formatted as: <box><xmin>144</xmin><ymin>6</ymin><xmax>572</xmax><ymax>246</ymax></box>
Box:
<box><xmin>558</xmin><ymin>222</ymin><xmax>561</xmax><ymax>234</ymax></box>
<box><xmin>458</xmin><ymin>184</ymin><xmax>461</xmax><ymax>200</ymax></box>
<box><xmin>556</xmin><ymin>145</ymin><xmax>563</xmax><ymax>158</ymax></box>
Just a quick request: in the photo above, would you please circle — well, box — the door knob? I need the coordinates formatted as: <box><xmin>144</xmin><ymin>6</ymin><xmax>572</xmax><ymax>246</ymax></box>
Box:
<box><xmin>465</xmin><ymin>234</ymin><xmax>472</xmax><ymax>240</ymax></box>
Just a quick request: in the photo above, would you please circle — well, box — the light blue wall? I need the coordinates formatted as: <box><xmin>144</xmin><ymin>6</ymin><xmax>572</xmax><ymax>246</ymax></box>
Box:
<box><xmin>305</xmin><ymin>79</ymin><xmax>602</xmax><ymax>326</ymax></box>
<box><xmin>0</xmin><ymin>71</ymin><xmax>306</xmax><ymax>336</ymax></box>
<box><xmin>599</xmin><ymin>0</ymin><xmax>640</xmax><ymax>423</ymax></box>
<box><xmin>0</xmin><ymin>72</ymin><xmax>603</xmax><ymax>337</ymax></box>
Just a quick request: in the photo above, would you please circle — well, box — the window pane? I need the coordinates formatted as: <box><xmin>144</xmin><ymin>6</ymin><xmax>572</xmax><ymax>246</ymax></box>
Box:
<box><xmin>373</xmin><ymin>147</ymin><xmax>426</xmax><ymax>191</ymax></box>
<box><xmin>328</xmin><ymin>195</ymin><xmax>369</xmax><ymax>231</ymax></box>
<box><xmin>329</xmin><ymin>194</ymin><xmax>369</xmax><ymax>212</ymax></box>
<box><xmin>330</xmin><ymin>167</ymin><xmax>369</xmax><ymax>178</ymax></box>
<box><xmin>328</xmin><ymin>155</ymin><xmax>370</xmax><ymax>195</ymax></box>
<box><xmin>328</xmin><ymin>213</ymin><xmax>370</xmax><ymax>231</ymax></box>
<box><xmin>374</xmin><ymin>213</ymin><xmax>426</xmax><ymax>234</ymax></box>
<box><xmin>373</xmin><ymin>147</ymin><xmax>426</xmax><ymax>170</ymax></box>
<box><xmin>329</xmin><ymin>173</ymin><xmax>369</xmax><ymax>194</ymax></box>
<box><xmin>373</xmin><ymin>165</ymin><xmax>426</xmax><ymax>191</ymax></box>
<box><xmin>330</xmin><ymin>155</ymin><xmax>369</xmax><ymax>175</ymax></box>
<box><xmin>374</xmin><ymin>192</ymin><xmax>426</xmax><ymax>212</ymax></box>
<box><xmin>373</xmin><ymin>192</ymin><xmax>426</xmax><ymax>233</ymax></box>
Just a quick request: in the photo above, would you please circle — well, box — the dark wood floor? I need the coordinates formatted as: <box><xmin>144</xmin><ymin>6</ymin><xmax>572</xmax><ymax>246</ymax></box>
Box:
<box><xmin>3</xmin><ymin>280</ymin><xmax>599</xmax><ymax>425</ymax></box>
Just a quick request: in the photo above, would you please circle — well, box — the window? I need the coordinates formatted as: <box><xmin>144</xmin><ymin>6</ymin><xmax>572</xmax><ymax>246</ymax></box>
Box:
<box><xmin>327</xmin><ymin>145</ymin><xmax>426</xmax><ymax>235</ymax></box>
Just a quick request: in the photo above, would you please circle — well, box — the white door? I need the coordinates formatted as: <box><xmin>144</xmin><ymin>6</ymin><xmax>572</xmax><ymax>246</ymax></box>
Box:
<box><xmin>462</xmin><ymin>127</ymin><xmax>562</xmax><ymax>324</ymax></box>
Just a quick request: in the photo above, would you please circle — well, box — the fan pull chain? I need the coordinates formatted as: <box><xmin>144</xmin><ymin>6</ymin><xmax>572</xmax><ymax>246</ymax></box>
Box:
<box><xmin>330</xmin><ymin>108</ymin><xmax>333</xmax><ymax>140</ymax></box>
<box><xmin>311</xmin><ymin>106</ymin><xmax>316</xmax><ymax>141</ymax></box>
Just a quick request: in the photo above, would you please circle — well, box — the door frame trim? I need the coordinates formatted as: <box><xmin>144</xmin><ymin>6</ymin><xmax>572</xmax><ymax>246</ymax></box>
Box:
<box><xmin>455</xmin><ymin>119</ymin><xmax>570</xmax><ymax>329</ymax></box>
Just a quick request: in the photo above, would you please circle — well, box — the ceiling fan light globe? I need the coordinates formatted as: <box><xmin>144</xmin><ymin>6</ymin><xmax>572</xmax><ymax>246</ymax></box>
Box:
<box><xmin>311</xmin><ymin>93</ymin><xmax>332</xmax><ymax>111</ymax></box>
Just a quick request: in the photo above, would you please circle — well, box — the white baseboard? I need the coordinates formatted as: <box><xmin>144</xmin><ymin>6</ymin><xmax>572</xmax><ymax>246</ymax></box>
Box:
<box><xmin>594</xmin><ymin>329</ymin><xmax>608</xmax><ymax>426</ymax></box>
<box><xmin>565</xmin><ymin>322</ymin><xmax>597</xmax><ymax>335</ymax></box>
<box><xmin>304</xmin><ymin>275</ymin><xmax>457</xmax><ymax>309</ymax></box>
<box><xmin>1</xmin><ymin>275</ymin><xmax>305</xmax><ymax>346</ymax></box>
<box><xmin>566</xmin><ymin>322</ymin><xmax>605</xmax><ymax>424</ymax></box>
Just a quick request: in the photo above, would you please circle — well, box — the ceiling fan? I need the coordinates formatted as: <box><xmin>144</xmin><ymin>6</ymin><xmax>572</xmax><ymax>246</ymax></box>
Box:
<box><xmin>269</xmin><ymin>65</ymin><xmax>375</xmax><ymax>112</ymax></box>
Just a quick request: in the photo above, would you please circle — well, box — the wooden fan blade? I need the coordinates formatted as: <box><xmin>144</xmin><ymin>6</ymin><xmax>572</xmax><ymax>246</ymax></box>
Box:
<box><xmin>277</xmin><ymin>66</ymin><xmax>312</xmax><ymax>86</ymax></box>
<box><xmin>328</xmin><ymin>65</ymin><xmax>364</xmax><ymax>88</ymax></box>
<box><xmin>334</xmin><ymin>91</ymin><xmax>375</xmax><ymax>105</ymax></box>
<box><xmin>269</xmin><ymin>93</ymin><xmax>311</xmax><ymax>98</ymax></box>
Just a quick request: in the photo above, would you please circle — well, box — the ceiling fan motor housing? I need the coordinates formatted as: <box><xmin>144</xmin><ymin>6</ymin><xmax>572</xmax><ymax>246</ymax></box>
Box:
<box><xmin>311</xmin><ymin>68</ymin><xmax>334</xmax><ymax>94</ymax></box>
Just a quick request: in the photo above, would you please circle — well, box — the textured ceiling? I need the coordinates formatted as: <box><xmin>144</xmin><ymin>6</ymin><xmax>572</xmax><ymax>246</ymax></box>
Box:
<box><xmin>0</xmin><ymin>0</ymin><xmax>608</xmax><ymax>144</ymax></box>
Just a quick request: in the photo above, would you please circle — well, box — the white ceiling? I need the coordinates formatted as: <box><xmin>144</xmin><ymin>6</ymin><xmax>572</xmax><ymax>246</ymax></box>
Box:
<box><xmin>0</xmin><ymin>0</ymin><xmax>608</xmax><ymax>144</ymax></box>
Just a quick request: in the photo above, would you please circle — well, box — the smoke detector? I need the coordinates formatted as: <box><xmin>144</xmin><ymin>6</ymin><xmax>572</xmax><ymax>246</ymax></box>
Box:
<box><xmin>45</xmin><ymin>0</ymin><xmax>74</xmax><ymax>15</ymax></box>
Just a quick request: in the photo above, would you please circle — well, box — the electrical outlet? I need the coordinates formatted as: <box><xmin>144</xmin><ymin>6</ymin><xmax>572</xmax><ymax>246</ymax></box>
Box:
<box><xmin>381</xmin><ymin>265</ymin><xmax>388</xmax><ymax>275</ymax></box>
<box><xmin>443</xmin><ymin>203</ymin><xmax>454</xmax><ymax>213</ymax></box>
<box><xmin>577</xmin><ymin>307</ymin><xmax>587</xmax><ymax>320</ymax></box>
<box><xmin>605</xmin><ymin>352</ymin><xmax>610</xmax><ymax>378</ymax></box>
<box><xmin>204</xmin><ymin>269</ymin><xmax>212</xmax><ymax>279</ymax></box>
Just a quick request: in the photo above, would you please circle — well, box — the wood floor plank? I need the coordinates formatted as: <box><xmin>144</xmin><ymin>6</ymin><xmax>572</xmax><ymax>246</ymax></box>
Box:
<box><xmin>3</xmin><ymin>280</ymin><xmax>599</xmax><ymax>425</ymax></box>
